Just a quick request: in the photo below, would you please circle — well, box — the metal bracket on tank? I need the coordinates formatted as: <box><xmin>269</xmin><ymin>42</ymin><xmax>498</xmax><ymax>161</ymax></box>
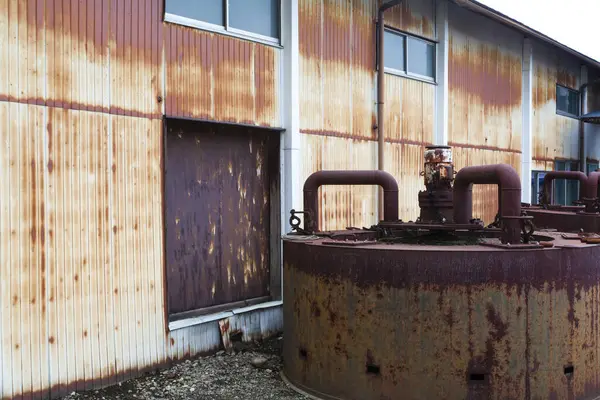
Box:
<box><xmin>289</xmin><ymin>209</ymin><xmax>312</xmax><ymax>235</ymax></box>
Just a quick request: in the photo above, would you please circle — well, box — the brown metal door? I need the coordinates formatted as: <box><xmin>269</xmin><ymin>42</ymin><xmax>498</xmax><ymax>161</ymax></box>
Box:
<box><xmin>165</xmin><ymin>119</ymin><xmax>276</xmax><ymax>315</ymax></box>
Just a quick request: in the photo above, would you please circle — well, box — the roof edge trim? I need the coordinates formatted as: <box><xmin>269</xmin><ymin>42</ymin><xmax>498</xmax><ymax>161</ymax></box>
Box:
<box><xmin>454</xmin><ymin>0</ymin><xmax>600</xmax><ymax>70</ymax></box>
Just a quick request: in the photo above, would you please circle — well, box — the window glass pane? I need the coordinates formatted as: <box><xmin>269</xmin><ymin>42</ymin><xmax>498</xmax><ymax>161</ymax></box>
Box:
<box><xmin>166</xmin><ymin>0</ymin><xmax>224</xmax><ymax>26</ymax></box>
<box><xmin>407</xmin><ymin>37</ymin><xmax>434</xmax><ymax>78</ymax></box>
<box><xmin>553</xmin><ymin>161</ymin><xmax>566</xmax><ymax>205</ymax></box>
<box><xmin>567</xmin><ymin>180</ymin><xmax>579</xmax><ymax>205</ymax></box>
<box><xmin>537</xmin><ymin>172</ymin><xmax>545</xmax><ymax>204</ymax></box>
<box><xmin>384</xmin><ymin>30</ymin><xmax>405</xmax><ymax>72</ymax></box>
<box><xmin>588</xmin><ymin>162</ymin><xmax>599</xmax><ymax>174</ymax></box>
<box><xmin>557</xmin><ymin>85</ymin><xmax>579</xmax><ymax>116</ymax></box>
<box><xmin>229</xmin><ymin>0</ymin><xmax>279</xmax><ymax>38</ymax></box>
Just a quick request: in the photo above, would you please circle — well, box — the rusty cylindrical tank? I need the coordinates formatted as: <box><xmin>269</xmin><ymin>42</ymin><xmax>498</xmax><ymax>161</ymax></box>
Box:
<box><xmin>282</xmin><ymin>155</ymin><xmax>600</xmax><ymax>400</ymax></box>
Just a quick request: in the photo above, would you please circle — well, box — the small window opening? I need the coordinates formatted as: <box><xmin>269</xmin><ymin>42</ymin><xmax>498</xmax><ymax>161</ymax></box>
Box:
<box><xmin>564</xmin><ymin>365</ymin><xmax>574</xmax><ymax>375</ymax></box>
<box><xmin>366</xmin><ymin>364</ymin><xmax>381</xmax><ymax>375</ymax></box>
<box><xmin>469</xmin><ymin>373</ymin><xmax>486</xmax><ymax>381</ymax></box>
<box><xmin>299</xmin><ymin>348</ymin><xmax>308</xmax><ymax>360</ymax></box>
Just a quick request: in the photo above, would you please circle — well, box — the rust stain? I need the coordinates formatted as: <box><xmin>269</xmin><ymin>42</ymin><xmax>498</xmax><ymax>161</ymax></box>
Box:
<box><xmin>385</xmin><ymin>0</ymin><xmax>435</xmax><ymax>40</ymax></box>
<box><xmin>299</xmin><ymin>0</ymin><xmax>377</xmax><ymax>140</ymax></box>
<box><xmin>164</xmin><ymin>23</ymin><xmax>280</xmax><ymax>127</ymax></box>
<box><xmin>449</xmin><ymin>43</ymin><xmax>522</xmax><ymax>110</ymax></box>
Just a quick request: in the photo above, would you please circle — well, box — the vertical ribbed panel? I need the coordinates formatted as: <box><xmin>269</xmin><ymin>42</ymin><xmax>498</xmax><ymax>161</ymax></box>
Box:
<box><xmin>384</xmin><ymin>0</ymin><xmax>435</xmax><ymax>40</ymax></box>
<box><xmin>532</xmin><ymin>42</ymin><xmax>580</xmax><ymax>166</ymax></box>
<box><xmin>108</xmin><ymin>0</ymin><xmax>164</xmax><ymax>118</ymax></box>
<box><xmin>164</xmin><ymin>25</ymin><xmax>280</xmax><ymax>127</ymax></box>
<box><xmin>385</xmin><ymin>142</ymin><xmax>423</xmax><ymax>221</ymax></box>
<box><xmin>299</xmin><ymin>0</ymin><xmax>376</xmax><ymax>138</ymax></box>
<box><xmin>385</xmin><ymin>75</ymin><xmax>434</xmax><ymax>145</ymax></box>
<box><xmin>447</xmin><ymin>3</ymin><xmax>523</xmax><ymax>224</ymax></box>
<box><xmin>0</xmin><ymin>0</ymin><xmax>163</xmax><ymax>117</ymax></box>
<box><xmin>0</xmin><ymin>103</ymin><xmax>46</xmax><ymax>399</ymax></box>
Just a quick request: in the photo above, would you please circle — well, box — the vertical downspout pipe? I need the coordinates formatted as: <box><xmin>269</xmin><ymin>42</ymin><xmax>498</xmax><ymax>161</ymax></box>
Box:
<box><xmin>540</xmin><ymin>171</ymin><xmax>587</xmax><ymax>206</ymax></box>
<box><xmin>377</xmin><ymin>0</ymin><xmax>403</xmax><ymax>220</ymax></box>
<box><xmin>303</xmin><ymin>170</ymin><xmax>399</xmax><ymax>232</ymax></box>
<box><xmin>579</xmin><ymin>82</ymin><xmax>591</xmax><ymax>172</ymax></box>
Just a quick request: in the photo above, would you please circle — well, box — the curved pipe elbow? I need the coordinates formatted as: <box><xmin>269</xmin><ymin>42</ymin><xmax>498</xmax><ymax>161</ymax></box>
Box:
<box><xmin>541</xmin><ymin>171</ymin><xmax>587</xmax><ymax>204</ymax></box>
<box><xmin>303</xmin><ymin>170</ymin><xmax>399</xmax><ymax>232</ymax></box>
<box><xmin>585</xmin><ymin>171</ymin><xmax>600</xmax><ymax>199</ymax></box>
<box><xmin>453</xmin><ymin>164</ymin><xmax>522</xmax><ymax>224</ymax></box>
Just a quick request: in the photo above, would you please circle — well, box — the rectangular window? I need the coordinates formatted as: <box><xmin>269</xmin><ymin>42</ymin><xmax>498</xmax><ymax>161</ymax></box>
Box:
<box><xmin>531</xmin><ymin>170</ymin><xmax>546</xmax><ymax>205</ymax></box>
<box><xmin>587</xmin><ymin>161</ymin><xmax>599</xmax><ymax>175</ymax></box>
<box><xmin>165</xmin><ymin>0</ymin><xmax>280</xmax><ymax>44</ymax></box>
<box><xmin>556</xmin><ymin>84</ymin><xmax>580</xmax><ymax>118</ymax></box>
<box><xmin>553</xmin><ymin>160</ymin><xmax>580</xmax><ymax>205</ymax></box>
<box><xmin>383</xmin><ymin>28</ymin><xmax>435</xmax><ymax>82</ymax></box>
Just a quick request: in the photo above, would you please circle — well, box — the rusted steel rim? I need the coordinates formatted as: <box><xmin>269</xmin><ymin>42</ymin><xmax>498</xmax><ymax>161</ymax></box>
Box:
<box><xmin>281</xmin><ymin>372</ymin><xmax>339</xmax><ymax>400</ymax></box>
<box><xmin>541</xmin><ymin>170</ymin><xmax>587</xmax><ymax>205</ymax></box>
<box><xmin>303</xmin><ymin>170</ymin><xmax>399</xmax><ymax>232</ymax></box>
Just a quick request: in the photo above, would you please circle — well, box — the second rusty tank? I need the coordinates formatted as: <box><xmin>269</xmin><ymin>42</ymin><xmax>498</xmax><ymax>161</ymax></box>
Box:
<box><xmin>282</xmin><ymin>147</ymin><xmax>600</xmax><ymax>400</ymax></box>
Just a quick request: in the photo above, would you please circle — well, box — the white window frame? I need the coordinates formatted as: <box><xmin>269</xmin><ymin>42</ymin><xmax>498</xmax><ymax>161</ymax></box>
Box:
<box><xmin>555</xmin><ymin>84</ymin><xmax>580</xmax><ymax>119</ymax></box>
<box><xmin>382</xmin><ymin>27</ymin><xmax>437</xmax><ymax>84</ymax></box>
<box><xmin>164</xmin><ymin>0</ymin><xmax>282</xmax><ymax>48</ymax></box>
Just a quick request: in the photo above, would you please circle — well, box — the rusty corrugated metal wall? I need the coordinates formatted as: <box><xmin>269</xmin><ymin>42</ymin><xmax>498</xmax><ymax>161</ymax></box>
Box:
<box><xmin>448</xmin><ymin>3</ymin><xmax>523</xmax><ymax>223</ymax></box>
<box><xmin>164</xmin><ymin>24</ymin><xmax>280</xmax><ymax>126</ymax></box>
<box><xmin>532</xmin><ymin>41</ymin><xmax>581</xmax><ymax>171</ymax></box>
<box><xmin>299</xmin><ymin>0</ymin><xmax>435</xmax><ymax>230</ymax></box>
<box><xmin>0</xmin><ymin>0</ymin><xmax>281</xmax><ymax>398</ymax></box>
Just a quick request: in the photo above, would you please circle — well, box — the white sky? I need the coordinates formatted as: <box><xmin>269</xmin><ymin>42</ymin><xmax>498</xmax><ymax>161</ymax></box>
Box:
<box><xmin>477</xmin><ymin>0</ymin><xmax>600</xmax><ymax>63</ymax></box>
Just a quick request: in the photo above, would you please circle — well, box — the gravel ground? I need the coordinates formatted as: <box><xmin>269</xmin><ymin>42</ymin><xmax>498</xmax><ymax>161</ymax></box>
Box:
<box><xmin>61</xmin><ymin>336</ymin><xmax>308</xmax><ymax>400</ymax></box>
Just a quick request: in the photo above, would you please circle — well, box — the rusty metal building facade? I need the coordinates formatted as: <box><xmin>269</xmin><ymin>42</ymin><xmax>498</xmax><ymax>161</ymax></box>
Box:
<box><xmin>0</xmin><ymin>0</ymin><xmax>598</xmax><ymax>398</ymax></box>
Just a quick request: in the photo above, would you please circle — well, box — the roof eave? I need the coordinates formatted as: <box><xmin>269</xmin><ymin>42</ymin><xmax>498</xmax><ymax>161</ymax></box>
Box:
<box><xmin>453</xmin><ymin>0</ymin><xmax>600</xmax><ymax>70</ymax></box>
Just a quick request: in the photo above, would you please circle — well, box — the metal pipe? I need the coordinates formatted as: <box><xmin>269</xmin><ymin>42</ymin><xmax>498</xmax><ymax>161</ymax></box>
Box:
<box><xmin>540</xmin><ymin>170</ymin><xmax>587</xmax><ymax>205</ymax></box>
<box><xmin>586</xmin><ymin>171</ymin><xmax>600</xmax><ymax>199</ymax></box>
<box><xmin>578</xmin><ymin>81</ymin><xmax>598</xmax><ymax>172</ymax></box>
<box><xmin>303</xmin><ymin>170</ymin><xmax>399</xmax><ymax>232</ymax></box>
<box><xmin>377</xmin><ymin>0</ymin><xmax>403</xmax><ymax>221</ymax></box>
<box><xmin>453</xmin><ymin>164</ymin><xmax>522</xmax><ymax>243</ymax></box>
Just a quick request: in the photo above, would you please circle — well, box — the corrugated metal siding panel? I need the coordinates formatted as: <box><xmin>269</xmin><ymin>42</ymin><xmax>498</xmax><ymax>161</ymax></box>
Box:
<box><xmin>164</xmin><ymin>25</ymin><xmax>280</xmax><ymax>127</ymax></box>
<box><xmin>108</xmin><ymin>0</ymin><xmax>164</xmax><ymax>118</ymax></box>
<box><xmin>0</xmin><ymin>0</ymin><xmax>284</xmax><ymax>398</ymax></box>
<box><xmin>532</xmin><ymin>41</ymin><xmax>580</xmax><ymax>165</ymax></box>
<box><xmin>0</xmin><ymin>105</ymin><xmax>167</xmax><ymax>399</ymax></box>
<box><xmin>299</xmin><ymin>0</ymin><xmax>376</xmax><ymax>139</ymax></box>
<box><xmin>166</xmin><ymin>306</ymin><xmax>283</xmax><ymax>362</ymax></box>
<box><xmin>385</xmin><ymin>142</ymin><xmax>424</xmax><ymax>220</ymax></box>
<box><xmin>385</xmin><ymin>75</ymin><xmax>434</xmax><ymax>145</ymax></box>
<box><xmin>0</xmin><ymin>0</ymin><xmax>164</xmax><ymax>117</ymax></box>
<box><xmin>448</xmin><ymin>3</ymin><xmax>522</xmax><ymax>224</ymax></box>
<box><xmin>301</xmin><ymin>134</ymin><xmax>378</xmax><ymax>231</ymax></box>
<box><xmin>383</xmin><ymin>0</ymin><xmax>435</xmax><ymax>40</ymax></box>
